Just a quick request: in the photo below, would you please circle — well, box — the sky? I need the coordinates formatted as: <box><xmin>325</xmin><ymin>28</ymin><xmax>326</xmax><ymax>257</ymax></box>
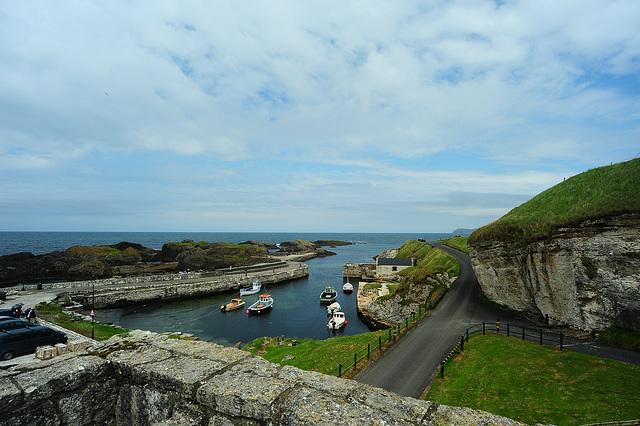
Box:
<box><xmin>1</xmin><ymin>1</ymin><xmax>639</xmax><ymax>233</ymax></box>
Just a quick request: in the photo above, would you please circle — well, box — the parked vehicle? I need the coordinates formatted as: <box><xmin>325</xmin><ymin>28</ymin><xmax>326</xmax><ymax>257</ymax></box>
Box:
<box><xmin>0</xmin><ymin>325</ymin><xmax>67</xmax><ymax>360</ymax></box>
<box><xmin>0</xmin><ymin>316</ymin><xmax>31</xmax><ymax>331</ymax></box>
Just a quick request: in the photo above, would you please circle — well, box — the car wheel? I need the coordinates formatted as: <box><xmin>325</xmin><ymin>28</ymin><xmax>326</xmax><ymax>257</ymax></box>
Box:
<box><xmin>1</xmin><ymin>350</ymin><xmax>14</xmax><ymax>360</ymax></box>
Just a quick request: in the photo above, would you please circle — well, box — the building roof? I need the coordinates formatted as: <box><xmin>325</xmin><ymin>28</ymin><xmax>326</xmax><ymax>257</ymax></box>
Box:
<box><xmin>377</xmin><ymin>258</ymin><xmax>413</xmax><ymax>266</ymax></box>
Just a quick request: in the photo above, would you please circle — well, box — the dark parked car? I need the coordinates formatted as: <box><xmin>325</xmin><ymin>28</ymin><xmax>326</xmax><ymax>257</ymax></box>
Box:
<box><xmin>0</xmin><ymin>316</ymin><xmax>31</xmax><ymax>331</ymax></box>
<box><xmin>0</xmin><ymin>325</ymin><xmax>67</xmax><ymax>360</ymax></box>
<box><xmin>0</xmin><ymin>309</ymin><xmax>20</xmax><ymax>318</ymax></box>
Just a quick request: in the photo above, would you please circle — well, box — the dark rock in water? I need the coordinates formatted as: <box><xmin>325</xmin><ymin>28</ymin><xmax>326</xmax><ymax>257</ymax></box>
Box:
<box><xmin>315</xmin><ymin>249</ymin><xmax>336</xmax><ymax>257</ymax></box>
<box><xmin>276</xmin><ymin>239</ymin><xmax>317</xmax><ymax>253</ymax></box>
<box><xmin>240</xmin><ymin>240</ymin><xmax>279</xmax><ymax>250</ymax></box>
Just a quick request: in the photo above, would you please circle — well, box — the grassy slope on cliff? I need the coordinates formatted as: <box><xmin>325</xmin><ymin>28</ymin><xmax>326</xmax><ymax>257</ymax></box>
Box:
<box><xmin>469</xmin><ymin>158</ymin><xmax>640</xmax><ymax>245</ymax></box>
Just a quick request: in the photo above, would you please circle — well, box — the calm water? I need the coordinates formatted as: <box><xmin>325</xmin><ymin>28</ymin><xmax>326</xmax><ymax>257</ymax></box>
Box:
<box><xmin>0</xmin><ymin>232</ymin><xmax>453</xmax><ymax>346</ymax></box>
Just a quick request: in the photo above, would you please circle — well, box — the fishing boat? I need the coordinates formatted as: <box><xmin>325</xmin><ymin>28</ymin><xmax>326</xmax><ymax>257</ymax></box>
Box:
<box><xmin>343</xmin><ymin>280</ymin><xmax>353</xmax><ymax>293</ymax></box>
<box><xmin>247</xmin><ymin>293</ymin><xmax>273</xmax><ymax>314</ymax></box>
<box><xmin>221</xmin><ymin>298</ymin><xmax>245</xmax><ymax>312</ymax></box>
<box><xmin>327</xmin><ymin>301</ymin><xmax>341</xmax><ymax>315</ymax></box>
<box><xmin>327</xmin><ymin>311</ymin><xmax>347</xmax><ymax>330</ymax></box>
<box><xmin>240</xmin><ymin>280</ymin><xmax>261</xmax><ymax>296</ymax></box>
<box><xmin>319</xmin><ymin>286</ymin><xmax>337</xmax><ymax>303</ymax></box>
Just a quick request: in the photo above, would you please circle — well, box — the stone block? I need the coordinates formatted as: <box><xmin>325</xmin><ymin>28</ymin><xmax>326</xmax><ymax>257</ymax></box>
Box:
<box><xmin>67</xmin><ymin>340</ymin><xmax>89</xmax><ymax>352</ymax></box>
<box><xmin>54</xmin><ymin>343</ymin><xmax>68</xmax><ymax>355</ymax></box>
<box><xmin>35</xmin><ymin>345</ymin><xmax>56</xmax><ymax>360</ymax></box>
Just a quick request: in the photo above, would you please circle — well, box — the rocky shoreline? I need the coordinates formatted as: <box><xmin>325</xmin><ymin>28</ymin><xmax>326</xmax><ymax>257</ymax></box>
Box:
<box><xmin>0</xmin><ymin>238</ymin><xmax>344</xmax><ymax>287</ymax></box>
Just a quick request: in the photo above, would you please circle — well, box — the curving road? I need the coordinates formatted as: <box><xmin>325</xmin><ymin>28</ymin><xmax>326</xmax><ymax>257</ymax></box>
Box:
<box><xmin>353</xmin><ymin>242</ymin><xmax>526</xmax><ymax>398</ymax></box>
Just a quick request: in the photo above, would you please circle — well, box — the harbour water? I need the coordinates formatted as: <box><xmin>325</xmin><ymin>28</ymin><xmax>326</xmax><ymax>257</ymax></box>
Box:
<box><xmin>0</xmin><ymin>232</ymin><xmax>454</xmax><ymax>346</ymax></box>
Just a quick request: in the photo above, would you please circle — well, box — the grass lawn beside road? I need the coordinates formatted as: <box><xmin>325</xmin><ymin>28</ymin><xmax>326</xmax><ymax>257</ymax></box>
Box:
<box><xmin>425</xmin><ymin>333</ymin><xmax>640</xmax><ymax>426</ymax></box>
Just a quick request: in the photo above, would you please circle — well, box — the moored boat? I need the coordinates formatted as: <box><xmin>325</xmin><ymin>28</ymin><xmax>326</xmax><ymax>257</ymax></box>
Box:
<box><xmin>343</xmin><ymin>281</ymin><xmax>353</xmax><ymax>293</ymax></box>
<box><xmin>327</xmin><ymin>311</ymin><xmax>347</xmax><ymax>330</ymax></box>
<box><xmin>247</xmin><ymin>293</ymin><xmax>273</xmax><ymax>314</ymax></box>
<box><xmin>319</xmin><ymin>286</ymin><xmax>337</xmax><ymax>303</ymax></box>
<box><xmin>240</xmin><ymin>280</ymin><xmax>262</xmax><ymax>296</ymax></box>
<box><xmin>221</xmin><ymin>298</ymin><xmax>245</xmax><ymax>312</ymax></box>
<box><xmin>327</xmin><ymin>301</ymin><xmax>341</xmax><ymax>315</ymax></box>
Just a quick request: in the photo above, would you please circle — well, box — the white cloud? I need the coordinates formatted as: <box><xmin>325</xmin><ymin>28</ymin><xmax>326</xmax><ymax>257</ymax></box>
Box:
<box><xmin>1</xmin><ymin>0</ymin><xmax>638</xmax><ymax>232</ymax></box>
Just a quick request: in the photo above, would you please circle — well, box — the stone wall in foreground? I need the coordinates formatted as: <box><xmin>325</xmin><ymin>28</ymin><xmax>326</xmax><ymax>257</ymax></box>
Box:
<box><xmin>0</xmin><ymin>330</ymin><xmax>528</xmax><ymax>425</ymax></box>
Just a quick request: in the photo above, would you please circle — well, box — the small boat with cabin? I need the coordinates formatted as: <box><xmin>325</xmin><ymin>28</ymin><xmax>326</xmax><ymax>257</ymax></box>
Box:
<box><xmin>327</xmin><ymin>301</ymin><xmax>341</xmax><ymax>315</ymax></box>
<box><xmin>343</xmin><ymin>280</ymin><xmax>353</xmax><ymax>293</ymax></box>
<box><xmin>221</xmin><ymin>298</ymin><xmax>245</xmax><ymax>312</ymax></box>
<box><xmin>327</xmin><ymin>311</ymin><xmax>347</xmax><ymax>330</ymax></box>
<box><xmin>319</xmin><ymin>286</ymin><xmax>337</xmax><ymax>303</ymax></box>
<box><xmin>240</xmin><ymin>280</ymin><xmax>262</xmax><ymax>296</ymax></box>
<box><xmin>247</xmin><ymin>293</ymin><xmax>273</xmax><ymax>314</ymax></box>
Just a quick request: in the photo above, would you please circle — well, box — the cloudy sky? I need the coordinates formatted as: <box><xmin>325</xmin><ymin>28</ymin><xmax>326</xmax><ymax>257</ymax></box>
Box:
<box><xmin>1</xmin><ymin>1</ymin><xmax>639</xmax><ymax>233</ymax></box>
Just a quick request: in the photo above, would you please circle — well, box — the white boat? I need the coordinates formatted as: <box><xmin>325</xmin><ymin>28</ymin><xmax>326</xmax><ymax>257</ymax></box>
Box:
<box><xmin>247</xmin><ymin>293</ymin><xmax>273</xmax><ymax>314</ymax></box>
<box><xmin>343</xmin><ymin>281</ymin><xmax>353</xmax><ymax>293</ymax></box>
<box><xmin>240</xmin><ymin>280</ymin><xmax>261</xmax><ymax>296</ymax></box>
<box><xmin>327</xmin><ymin>301</ymin><xmax>341</xmax><ymax>315</ymax></box>
<box><xmin>327</xmin><ymin>311</ymin><xmax>347</xmax><ymax>330</ymax></box>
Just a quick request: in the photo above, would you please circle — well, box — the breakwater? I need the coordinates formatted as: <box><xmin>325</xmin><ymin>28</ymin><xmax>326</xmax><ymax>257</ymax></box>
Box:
<box><xmin>57</xmin><ymin>262</ymin><xmax>309</xmax><ymax>309</ymax></box>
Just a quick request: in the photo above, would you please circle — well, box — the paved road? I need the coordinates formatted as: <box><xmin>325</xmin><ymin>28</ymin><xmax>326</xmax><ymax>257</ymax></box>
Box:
<box><xmin>354</xmin><ymin>242</ymin><xmax>541</xmax><ymax>398</ymax></box>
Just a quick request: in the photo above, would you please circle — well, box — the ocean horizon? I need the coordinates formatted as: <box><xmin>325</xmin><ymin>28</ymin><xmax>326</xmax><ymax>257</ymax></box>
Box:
<box><xmin>0</xmin><ymin>231</ymin><xmax>456</xmax><ymax>257</ymax></box>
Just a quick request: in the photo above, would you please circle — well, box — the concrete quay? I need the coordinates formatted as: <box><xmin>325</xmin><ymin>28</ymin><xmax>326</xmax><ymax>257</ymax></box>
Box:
<box><xmin>1</xmin><ymin>260</ymin><xmax>309</xmax><ymax>311</ymax></box>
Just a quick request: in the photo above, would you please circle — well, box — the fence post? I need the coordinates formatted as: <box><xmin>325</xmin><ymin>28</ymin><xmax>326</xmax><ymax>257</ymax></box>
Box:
<box><xmin>379</xmin><ymin>336</ymin><xmax>382</xmax><ymax>352</ymax></box>
<box><xmin>466</xmin><ymin>329</ymin><xmax>469</xmax><ymax>342</ymax></box>
<box><xmin>522</xmin><ymin>326</ymin><xmax>525</xmax><ymax>340</ymax></box>
<box><xmin>338</xmin><ymin>363</ymin><xmax>342</xmax><ymax>377</ymax></box>
<box><xmin>560</xmin><ymin>333</ymin><xmax>563</xmax><ymax>351</ymax></box>
<box><xmin>497</xmin><ymin>318</ymin><xmax>500</xmax><ymax>334</ymax></box>
<box><xmin>440</xmin><ymin>362</ymin><xmax>444</xmax><ymax>378</ymax></box>
<box><xmin>367</xmin><ymin>343</ymin><xmax>370</xmax><ymax>361</ymax></box>
<box><xmin>540</xmin><ymin>329</ymin><xmax>543</xmax><ymax>345</ymax></box>
<box><xmin>460</xmin><ymin>335</ymin><xmax>464</xmax><ymax>351</ymax></box>
<box><xmin>354</xmin><ymin>353</ymin><xmax>357</xmax><ymax>371</ymax></box>
<box><xmin>507</xmin><ymin>323</ymin><xmax>510</xmax><ymax>337</ymax></box>
<box><xmin>545</xmin><ymin>314</ymin><xmax>549</xmax><ymax>327</ymax></box>
<box><xmin>406</xmin><ymin>317</ymin><xmax>409</xmax><ymax>329</ymax></box>
<box><xmin>483</xmin><ymin>322</ymin><xmax>486</xmax><ymax>335</ymax></box>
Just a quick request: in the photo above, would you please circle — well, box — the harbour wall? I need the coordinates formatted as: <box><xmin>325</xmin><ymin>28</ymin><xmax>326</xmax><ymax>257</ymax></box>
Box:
<box><xmin>58</xmin><ymin>263</ymin><xmax>309</xmax><ymax>309</ymax></box>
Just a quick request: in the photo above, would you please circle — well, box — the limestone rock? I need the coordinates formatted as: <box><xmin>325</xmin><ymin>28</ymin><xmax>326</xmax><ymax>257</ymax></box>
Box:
<box><xmin>469</xmin><ymin>213</ymin><xmax>640</xmax><ymax>332</ymax></box>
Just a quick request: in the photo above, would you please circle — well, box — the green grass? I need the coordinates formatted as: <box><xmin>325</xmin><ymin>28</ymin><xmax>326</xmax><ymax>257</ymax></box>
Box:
<box><xmin>469</xmin><ymin>158</ymin><xmax>640</xmax><ymax>245</ymax></box>
<box><xmin>36</xmin><ymin>302</ymin><xmax>129</xmax><ymax>341</ymax></box>
<box><xmin>243</xmin><ymin>330</ymin><xmax>389</xmax><ymax>374</ymax></box>
<box><xmin>598</xmin><ymin>326</ymin><xmax>640</xmax><ymax>351</ymax></box>
<box><xmin>425</xmin><ymin>333</ymin><xmax>640</xmax><ymax>425</ymax></box>
<box><xmin>396</xmin><ymin>240</ymin><xmax>459</xmax><ymax>283</ymax></box>
<box><xmin>441</xmin><ymin>236</ymin><xmax>469</xmax><ymax>254</ymax></box>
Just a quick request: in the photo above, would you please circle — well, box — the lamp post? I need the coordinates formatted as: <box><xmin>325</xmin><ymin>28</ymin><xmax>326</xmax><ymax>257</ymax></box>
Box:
<box><xmin>91</xmin><ymin>280</ymin><xmax>95</xmax><ymax>339</ymax></box>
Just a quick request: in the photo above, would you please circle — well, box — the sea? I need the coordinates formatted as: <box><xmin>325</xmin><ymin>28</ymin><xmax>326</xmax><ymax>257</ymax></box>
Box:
<box><xmin>0</xmin><ymin>232</ymin><xmax>454</xmax><ymax>346</ymax></box>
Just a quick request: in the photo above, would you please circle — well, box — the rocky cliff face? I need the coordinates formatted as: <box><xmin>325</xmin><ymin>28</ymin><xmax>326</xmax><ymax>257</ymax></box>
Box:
<box><xmin>469</xmin><ymin>213</ymin><xmax>640</xmax><ymax>332</ymax></box>
<box><xmin>358</xmin><ymin>273</ymin><xmax>450</xmax><ymax>329</ymax></box>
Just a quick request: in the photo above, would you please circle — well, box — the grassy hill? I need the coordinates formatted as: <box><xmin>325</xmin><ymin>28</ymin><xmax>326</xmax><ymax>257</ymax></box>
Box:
<box><xmin>469</xmin><ymin>158</ymin><xmax>640</xmax><ymax>245</ymax></box>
